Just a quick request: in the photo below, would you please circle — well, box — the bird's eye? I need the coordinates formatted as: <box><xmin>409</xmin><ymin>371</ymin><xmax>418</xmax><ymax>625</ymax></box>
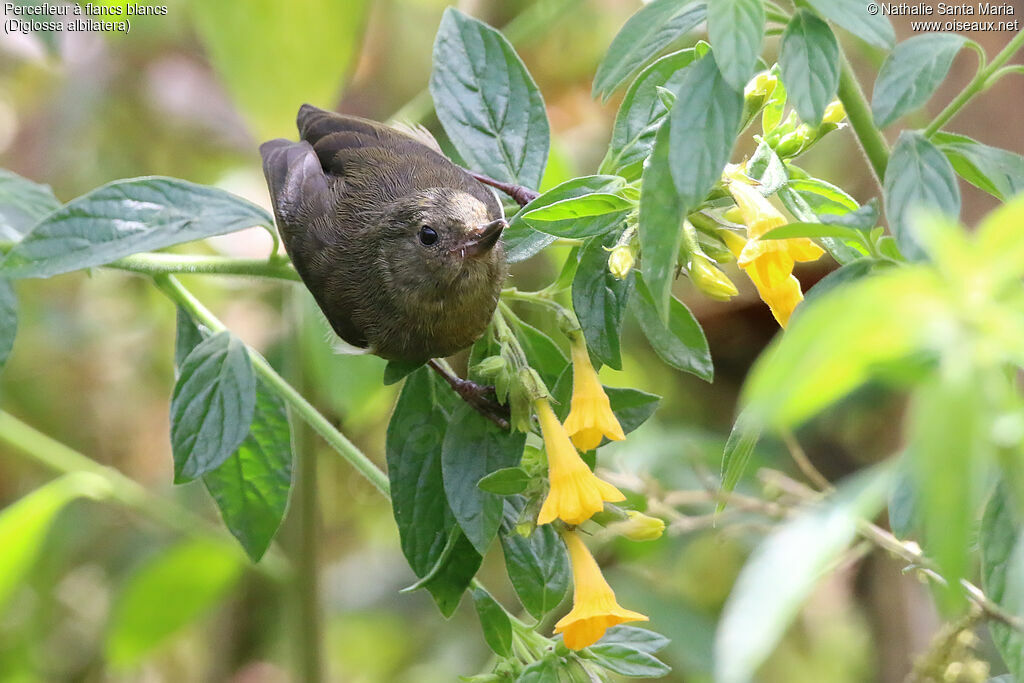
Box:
<box><xmin>418</xmin><ymin>226</ymin><xmax>438</xmax><ymax>246</ymax></box>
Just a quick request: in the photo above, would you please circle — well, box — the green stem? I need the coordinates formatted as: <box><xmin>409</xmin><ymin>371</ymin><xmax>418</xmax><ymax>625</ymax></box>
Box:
<box><xmin>151</xmin><ymin>274</ymin><xmax>391</xmax><ymax>497</ymax></box>
<box><xmin>111</xmin><ymin>252</ymin><xmax>300</xmax><ymax>281</ymax></box>
<box><xmin>0</xmin><ymin>409</ymin><xmax>288</xmax><ymax>577</ymax></box>
<box><xmin>836</xmin><ymin>50</ymin><xmax>890</xmax><ymax>189</ymax></box>
<box><xmin>925</xmin><ymin>29</ymin><xmax>1024</xmax><ymax>138</ymax></box>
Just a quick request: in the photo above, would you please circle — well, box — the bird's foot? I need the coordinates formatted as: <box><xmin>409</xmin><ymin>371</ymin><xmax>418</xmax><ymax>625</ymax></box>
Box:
<box><xmin>466</xmin><ymin>171</ymin><xmax>540</xmax><ymax>208</ymax></box>
<box><xmin>428</xmin><ymin>359</ymin><xmax>511</xmax><ymax>430</ymax></box>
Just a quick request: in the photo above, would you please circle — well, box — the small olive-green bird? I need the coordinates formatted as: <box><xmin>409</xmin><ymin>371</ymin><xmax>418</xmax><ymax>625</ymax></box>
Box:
<box><xmin>260</xmin><ymin>104</ymin><xmax>507</xmax><ymax>364</ymax></box>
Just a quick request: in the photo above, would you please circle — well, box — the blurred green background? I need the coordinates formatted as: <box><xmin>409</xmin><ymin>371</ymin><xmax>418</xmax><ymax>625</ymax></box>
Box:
<box><xmin>0</xmin><ymin>0</ymin><xmax>1021</xmax><ymax>681</ymax></box>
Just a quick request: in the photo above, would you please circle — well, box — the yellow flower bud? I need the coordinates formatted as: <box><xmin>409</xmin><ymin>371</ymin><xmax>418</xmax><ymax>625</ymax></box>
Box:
<box><xmin>689</xmin><ymin>254</ymin><xmax>738</xmax><ymax>301</ymax></box>
<box><xmin>743</xmin><ymin>71</ymin><xmax>778</xmax><ymax>101</ymax></box>
<box><xmin>822</xmin><ymin>100</ymin><xmax>846</xmax><ymax>124</ymax></box>
<box><xmin>607</xmin><ymin>245</ymin><xmax>635</xmax><ymax>280</ymax></box>
<box><xmin>615</xmin><ymin>511</ymin><xmax>666</xmax><ymax>541</ymax></box>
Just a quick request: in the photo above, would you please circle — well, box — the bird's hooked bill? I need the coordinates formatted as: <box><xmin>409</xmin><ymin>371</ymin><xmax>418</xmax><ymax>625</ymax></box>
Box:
<box><xmin>456</xmin><ymin>218</ymin><xmax>506</xmax><ymax>258</ymax></box>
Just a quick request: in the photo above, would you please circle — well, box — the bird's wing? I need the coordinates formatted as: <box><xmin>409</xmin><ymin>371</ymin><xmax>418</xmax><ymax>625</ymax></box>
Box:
<box><xmin>259</xmin><ymin>138</ymin><xmax>331</xmax><ymax>231</ymax></box>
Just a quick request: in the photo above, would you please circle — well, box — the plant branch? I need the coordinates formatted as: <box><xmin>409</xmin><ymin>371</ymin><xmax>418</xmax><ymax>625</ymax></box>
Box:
<box><xmin>111</xmin><ymin>252</ymin><xmax>300</xmax><ymax>281</ymax></box>
<box><xmin>151</xmin><ymin>274</ymin><xmax>391</xmax><ymax>497</ymax></box>
<box><xmin>925</xmin><ymin>29</ymin><xmax>1024</xmax><ymax>137</ymax></box>
<box><xmin>781</xmin><ymin>431</ymin><xmax>833</xmax><ymax>492</ymax></box>
<box><xmin>836</xmin><ymin>50</ymin><xmax>890</xmax><ymax>189</ymax></box>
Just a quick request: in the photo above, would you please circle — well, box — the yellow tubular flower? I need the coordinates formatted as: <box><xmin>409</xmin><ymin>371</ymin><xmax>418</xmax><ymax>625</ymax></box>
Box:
<box><xmin>536</xmin><ymin>399</ymin><xmax>624</xmax><ymax>526</ymax></box>
<box><xmin>563</xmin><ymin>336</ymin><xmax>626</xmax><ymax>451</ymax></box>
<box><xmin>725</xmin><ymin>178</ymin><xmax>824</xmax><ymax>327</ymax></box>
<box><xmin>554</xmin><ymin>530</ymin><xmax>649</xmax><ymax>650</ymax></box>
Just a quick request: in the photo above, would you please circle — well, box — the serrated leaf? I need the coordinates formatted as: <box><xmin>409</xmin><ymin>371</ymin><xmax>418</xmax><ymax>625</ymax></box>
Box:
<box><xmin>431</xmin><ymin>8</ymin><xmax>549</xmax><ymax>189</ymax></box>
<box><xmin>715</xmin><ymin>464</ymin><xmax>894</xmax><ymax>683</ymax></box>
<box><xmin>872</xmin><ymin>33</ymin><xmax>966</xmax><ymax>128</ymax></box>
<box><xmin>501</xmin><ymin>499</ymin><xmax>570</xmax><ymax>620</ymax></box>
<box><xmin>933</xmin><ymin>132</ymin><xmax>1024</xmax><ymax>202</ymax></box>
<box><xmin>596</xmin><ymin>625</ymin><xmax>670</xmax><ymax>654</ymax></box>
<box><xmin>522</xmin><ymin>193</ymin><xmax>633</xmax><ymax>238</ymax></box>
<box><xmin>478</xmin><ymin>467</ymin><xmax>532</xmax><ymax>496</ymax></box>
<box><xmin>587</xmin><ymin>643</ymin><xmax>671</xmax><ymax>677</ymax></box>
<box><xmin>442</xmin><ymin>404</ymin><xmax>527</xmax><ymax>554</ymax></box>
<box><xmin>779</xmin><ymin>11</ymin><xmax>839</xmax><ymax>125</ymax></box>
<box><xmin>639</xmin><ymin>120</ymin><xmax>685</xmax><ymax>323</ymax></box>
<box><xmin>805</xmin><ymin>0</ymin><xmax>895</xmax><ymax>50</ymax></box>
<box><xmin>593</xmin><ymin>0</ymin><xmax>707</xmax><ymax>99</ymax></box>
<box><xmin>2</xmin><ymin>177</ymin><xmax>272</xmax><ymax>279</ymax></box>
<box><xmin>472</xmin><ymin>587</ymin><xmax>513</xmax><ymax>657</ymax></box>
<box><xmin>633</xmin><ymin>274</ymin><xmax>713</xmax><ymax>382</ymax></box>
<box><xmin>506</xmin><ymin>175</ymin><xmax>627</xmax><ymax>263</ymax></box>
<box><xmin>170</xmin><ymin>331</ymin><xmax>257</xmax><ymax>483</ymax></box>
<box><xmin>707</xmin><ymin>0</ymin><xmax>765</xmax><ymax>90</ymax></box>
<box><xmin>981</xmin><ymin>485</ymin><xmax>1024</xmax><ymax>679</ymax></box>
<box><xmin>0</xmin><ymin>169</ymin><xmax>61</xmax><ymax>241</ymax></box>
<box><xmin>600</xmin><ymin>47</ymin><xmax>704</xmax><ymax>179</ymax></box>
<box><xmin>573</xmin><ymin>234</ymin><xmax>635</xmax><ymax>370</ymax></box>
<box><xmin>884</xmin><ymin>131</ymin><xmax>961</xmax><ymax>261</ymax></box>
<box><xmin>668</xmin><ymin>53</ymin><xmax>744</xmax><ymax>210</ymax></box>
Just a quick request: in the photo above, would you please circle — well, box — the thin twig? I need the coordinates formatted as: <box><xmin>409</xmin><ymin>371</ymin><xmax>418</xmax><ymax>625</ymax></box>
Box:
<box><xmin>781</xmin><ymin>431</ymin><xmax>833</xmax><ymax>492</ymax></box>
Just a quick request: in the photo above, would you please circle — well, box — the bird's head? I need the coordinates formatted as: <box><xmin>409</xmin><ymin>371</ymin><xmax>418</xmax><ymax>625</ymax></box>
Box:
<box><xmin>378</xmin><ymin>188</ymin><xmax>507</xmax><ymax>307</ymax></box>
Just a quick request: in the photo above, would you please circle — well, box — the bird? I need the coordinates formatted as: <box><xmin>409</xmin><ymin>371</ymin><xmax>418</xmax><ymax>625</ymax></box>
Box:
<box><xmin>260</xmin><ymin>104</ymin><xmax>508</xmax><ymax>366</ymax></box>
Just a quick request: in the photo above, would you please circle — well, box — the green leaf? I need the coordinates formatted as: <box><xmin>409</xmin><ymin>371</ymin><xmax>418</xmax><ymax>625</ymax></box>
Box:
<box><xmin>517</xmin><ymin>658</ymin><xmax>561</xmax><ymax>682</ymax></box>
<box><xmin>413</xmin><ymin>527</ymin><xmax>484</xmax><ymax>618</ymax></box>
<box><xmin>383</xmin><ymin>359</ymin><xmax>425</xmax><ymax>386</ymax></box>
<box><xmin>742</xmin><ymin>268</ymin><xmax>945</xmax><ymax>429</ymax></box>
<box><xmin>746</xmin><ymin>140</ymin><xmax>788</xmax><ymax>196</ymax></box>
<box><xmin>933</xmin><ymin>132</ymin><xmax>1024</xmax><ymax>202</ymax></box>
<box><xmin>871</xmin><ymin>33</ymin><xmax>966</xmax><ymax>128</ymax></box>
<box><xmin>639</xmin><ymin>120</ymin><xmax>685</xmax><ymax>323</ymax></box>
<box><xmin>981</xmin><ymin>485</ymin><xmax>1024</xmax><ymax>679</ymax></box>
<box><xmin>600</xmin><ymin>47</ymin><xmax>705</xmax><ymax>178</ymax></box>
<box><xmin>715</xmin><ymin>463</ymin><xmax>894</xmax><ymax>683</ymax></box>
<box><xmin>203</xmin><ymin>385</ymin><xmax>293</xmax><ymax>562</ymax></box>
<box><xmin>805</xmin><ymin>0</ymin><xmax>895</xmax><ymax>50</ymax></box>
<box><xmin>759</xmin><ymin>222</ymin><xmax>861</xmax><ymax>241</ymax></box>
<box><xmin>707</xmin><ymin>0</ymin><xmax>765</xmax><ymax>90</ymax></box>
<box><xmin>718</xmin><ymin>413</ymin><xmax>761</xmax><ymax>509</ymax></box>
<box><xmin>501</xmin><ymin>499</ymin><xmax>570</xmax><ymax>620</ymax></box>
<box><xmin>819</xmin><ymin>200</ymin><xmax>880</xmax><ymax>231</ymax></box>
<box><xmin>522</xmin><ymin>193</ymin><xmax>632</xmax><ymax>239</ymax></box>
<box><xmin>633</xmin><ymin>274</ymin><xmax>713</xmax><ymax>382</ymax></box>
<box><xmin>0</xmin><ymin>169</ymin><xmax>61</xmax><ymax>241</ymax></box>
<box><xmin>596</xmin><ymin>625</ymin><xmax>670</xmax><ymax>653</ymax></box>
<box><xmin>593</xmin><ymin>0</ymin><xmax>707</xmax><ymax>100</ymax></box>
<box><xmin>431</xmin><ymin>8</ymin><xmax>549</xmax><ymax>189</ymax></box>
<box><xmin>573</xmin><ymin>234</ymin><xmax>635</xmax><ymax>370</ymax></box>
<box><xmin>668</xmin><ymin>53</ymin><xmax>743</xmax><ymax>208</ymax></box>
<box><xmin>506</xmin><ymin>175</ymin><xmax>627</xmax><ymax>263</ymax></box>
<box><xmin>788</xmin><ymin>178</ymin><xmax>859</xmax><ymax>215</ymax></box>
<box><xmin>884</xmin><ymin>131</ymin><xmax>961</xmax><ymax>261</ymax></box>
<box><xmin>804</xmin><ymin>258</ymin><xmax>882</xmax><ymax>305</ymax></box>
<box><xmin>509</xmin><ymin>318</ymin><xmax>567</xmax><ymax>389</ymax></box>
<box><xmin>587</xmin><ymin>644</ymin><xmax>672</xmax><ymax>678</ymax></box>
<box><xmin>907</xmin><ymin>369</ymin><xmax>989</xmax><ymax>610</ymax></box>
<box><xmin>2</xmin><ymin>177</ymin><xmax>273</xmax><ymax>279</ymax></box>
<box><xmin>175</xmin><ymin>311</ymin><xmax>293</xmax><ymax>562</ymax></box>
<box><xmin>189</xmin><ymin>0</ymin><xmax>368</xmax><ymax>140</ymax></box>
<box><xmin>170</xmin><ymin>331</ymin><xmax>257</xmax><ymax>483</ymax></box>
<box><xmin>478</xmin><ymin>467</ymin><xmax>532</xmax><ymax>496</ymax></box>
<box><xmin>106</xmin><ymin>538</ymin><xmax>243</xmax><ymax>667</ymax></box>
<box><xmin>472</xmin><ymin>587</ymin><xmax>513</xmax><ymax>657</ymax></box>
<box><xmin>0</xmin><ymin>474</ymin><xmax>109</xmax><ymax>614</ymax></box>
<box><xmin>777</xmin><ymin>184</ymin><xmax>863</xmax><ymax>265</ymax></box>
<box><xmin>386</xmin><ymin>368</ymin><xmax>458</xmax><ymax>577</ymax></box>
<box><xmin>0</xmin><ymin>279</ymin><xmax>16</xmax><ymax>371</ymax></box>
<box><xmin>779</xmin><ymin>11</ymin><xmax>839</xmax><ymax>125</ymax></box>
<box><xmin>442</xmin><ymin>404</ymin><xmax>527</xmax><ymax>554</ymax></box>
